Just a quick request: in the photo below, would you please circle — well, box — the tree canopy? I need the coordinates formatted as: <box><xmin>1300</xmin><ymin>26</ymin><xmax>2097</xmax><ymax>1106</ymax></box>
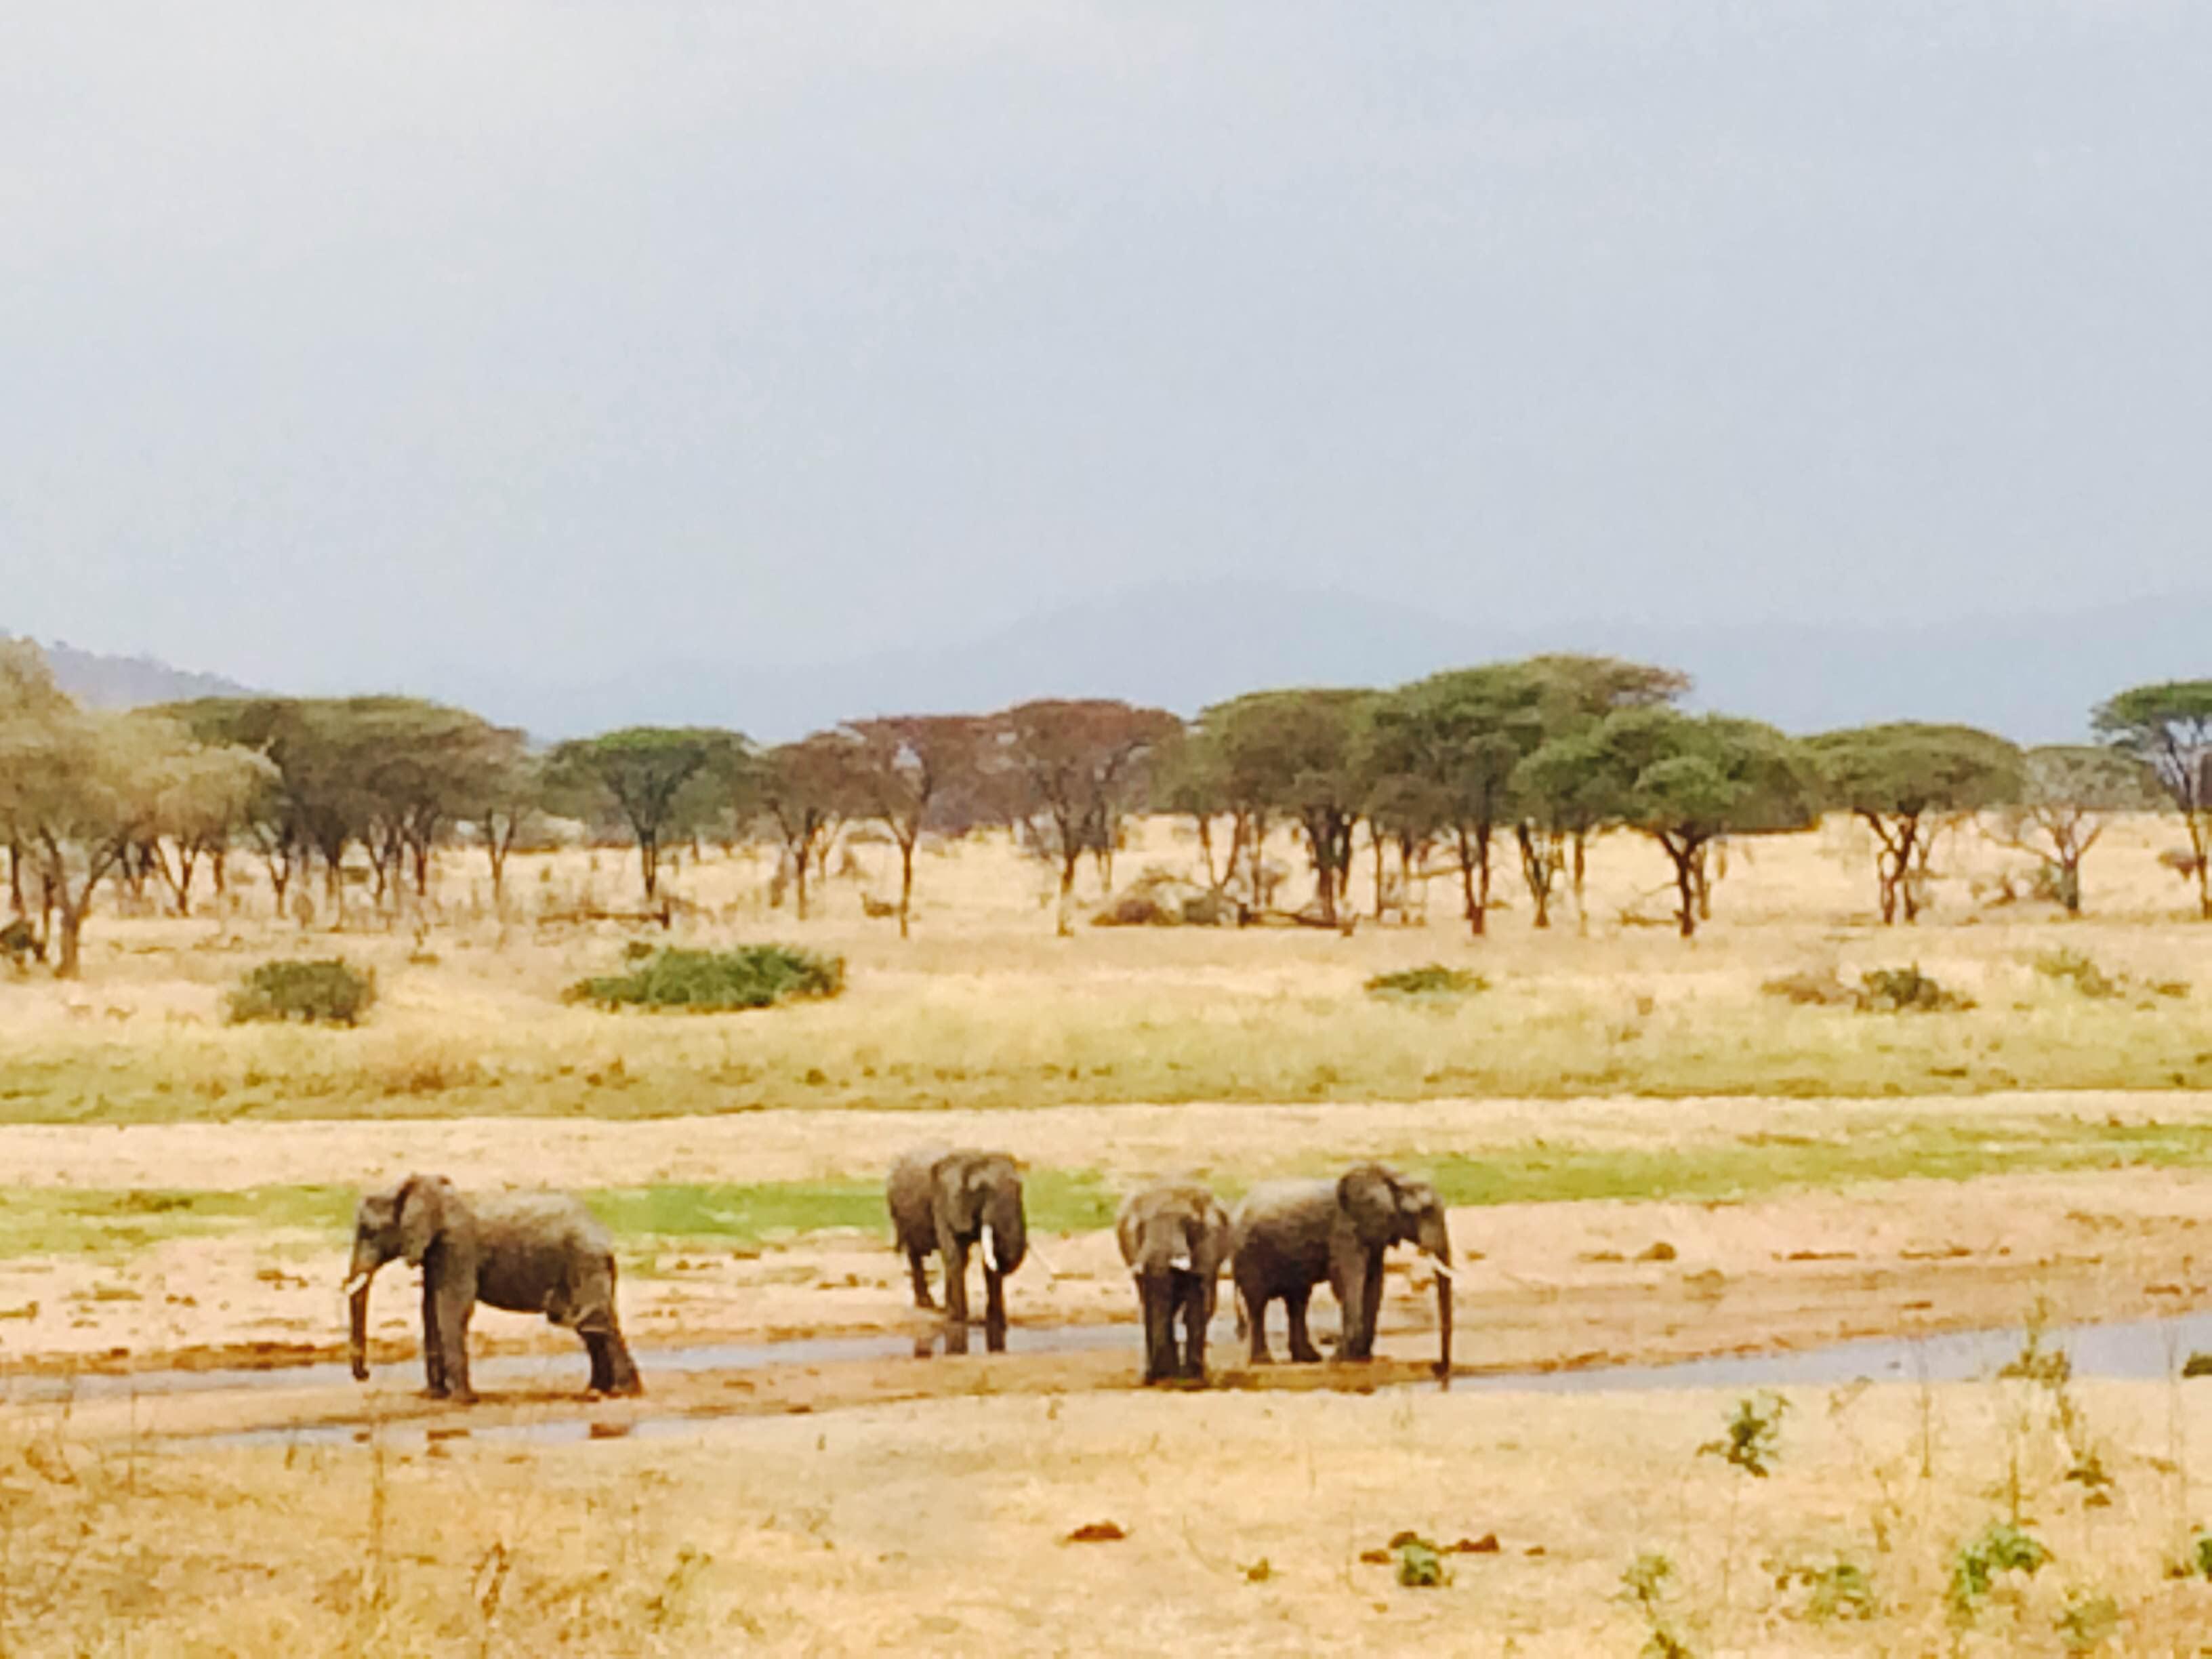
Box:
<box><xmin>544</xmin><ymin>726</ymin><xmax>752</xmax><ymax>901</ymax></box>
<box><xmin>2093</xmin><ymin>680</ymin><xmax>2212</xmax><ymax>919</ymax></box>
<box><xmin>1807</xmin><ymin>722</ymin><xmax>2023</xmax><ymax>922</ymax></box>
<box><xmin>1992</xmin><ymin>744</ymin><xmax>2160</xmax><ymax>915</ymax></box>
<box><xmin>1197</xmin><ymin>689</ymin><xmax>1374</xmax><ymax>925</ymax></box>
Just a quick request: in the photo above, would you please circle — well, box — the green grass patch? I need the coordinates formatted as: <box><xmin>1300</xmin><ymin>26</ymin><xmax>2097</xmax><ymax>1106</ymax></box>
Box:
<box><xmin>1365</xmin><ymin>964</ymin><xmax>1487</xmax><ymax>999</ymax></box>
<box><xmin>10</xmin><ymin>1122</ymin><xmax>2212</xmax><ymax>1260</ymax></box>
<box><xmin>568</xmin><ymin>945</ymin><xmax>845</xmax><ymax>1012</ymax></box>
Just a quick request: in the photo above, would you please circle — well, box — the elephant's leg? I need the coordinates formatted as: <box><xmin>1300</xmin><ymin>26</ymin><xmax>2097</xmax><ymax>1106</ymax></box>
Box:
<box><xmin>1286</xmin><ymin>1286</ymin><xmax>1322</xmax><ymax>1364</ymax></box>
<box><xmin>583</xmin><ymin>1330</ymin><xmax>613</xmax><ymax>1393</ymax></box>
<box><xmin>435</xmin><ymin>1275</ymin><xmax>477</xmax><ymax>1403</ymax></box>
<box><xmin>906</xmin><ymin>1248</ymin><xmax>937</xmax><ymax>1311</ymax></box>
<box><xmin>1140</xmin><ymin>1278</ymin><xmax>1173</xmax><ymax>1383</ymax></box>
<box><xmin>983</xmin><ymin>1266</ymin><xmax>1008</xmax><ymax>1354</ymax></box>
<box><xmin>1237</xmin><ymin>1270</ymin><xmax>1273</xmax><ymax>1364</ymax></box>
<box><xmin>420</xmin><ymin>1271</ymin><xmax>447</xmax><ymax>1397</ymax></box>
<box><xmin>941</xmin><ymin>1242</ymin><xmax>970</xmax><ymax>1356</ymax></box>
<box><xmin>1176</xmin><ymin>1277</ymin><xmax>1206</xmax><ymax>1380</ymax></box>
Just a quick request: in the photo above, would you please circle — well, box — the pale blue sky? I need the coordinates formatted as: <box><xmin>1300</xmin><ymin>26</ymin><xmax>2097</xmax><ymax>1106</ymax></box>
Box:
<box><xmin>5</xmin><ymin>2</ymin><xmax>2209</xmax><ymax>715</ymax></box>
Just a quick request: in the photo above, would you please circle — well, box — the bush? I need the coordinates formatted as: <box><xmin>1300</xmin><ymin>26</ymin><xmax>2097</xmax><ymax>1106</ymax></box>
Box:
<box><xmin>1091</xmin><ymin>893</ymin><xmax>1177</xmax><ymax>928</ymax></box>
<box><xmin>1366</xmin><ymin>964</ymin><xmax>1487</xmax><ymax>999</ymax></box>
<box><xmin>568</xmin><ymin>945</ymin><xmax>845</xmax><ymax>1012</ymax></box>
<box><xmin>226</xmin><ymin>959</ymin><xmax>377</xmax><ymax>1027</ymax></box>
<box><xmin>2033</xmin><ymin>947</ymin><xmax>2121</xmax><ymax>1000</ymax></box>
<box><xmin>1858</xmin><ymin>965</ymin><xmax>1972</xmax><ymax>1014</ymax></box>
<box><xmin>1761</xmin><ymin>969</ymin><xmax>1856</xmax><ymax>1007</ymax></box>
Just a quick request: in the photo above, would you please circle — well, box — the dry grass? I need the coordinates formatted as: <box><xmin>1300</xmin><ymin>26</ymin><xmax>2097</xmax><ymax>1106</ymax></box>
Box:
<box><xmin>3</xmin><ymin>815</ymin><xmax>2211</xmax><ymax>1124</ymax></box>
<box><xmin>11</xmin><ymin>1374</ymin><xmax>2212</xmax><ymax>1655</ymax></box>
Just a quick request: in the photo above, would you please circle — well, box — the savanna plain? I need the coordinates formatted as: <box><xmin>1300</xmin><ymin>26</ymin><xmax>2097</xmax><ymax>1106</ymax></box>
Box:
<box><xmin>14</xmin><ymin>818</ymin><xmax>2212</xmax><ymax>1654</ymax></box>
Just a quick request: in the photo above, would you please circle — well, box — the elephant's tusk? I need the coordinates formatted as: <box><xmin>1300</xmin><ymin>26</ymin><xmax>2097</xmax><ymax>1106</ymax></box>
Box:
<box><xmin>981</xmin><ymin>1225</ymin><xmax>1000</xmax><ymax>1274</ymax></box>
<box><xmin>1168</xmin><ymin>1253</ymin><xmax>1193</xmax><ymax>1273</ymax></box>
<box><xmin>342</xmin><ymin>1272</ymin><xmax>370</xmax><ymax>1296</ymax></box>
<box><xmin>1427</xmin><ymin>1261</ymin><xmax>1455</xmax><ymax>1283</ymax></box>
<box><xmin>1027</xmin><ymin>1242</ymin><xmax>1063</xmax><ymax>1280</ymax></box>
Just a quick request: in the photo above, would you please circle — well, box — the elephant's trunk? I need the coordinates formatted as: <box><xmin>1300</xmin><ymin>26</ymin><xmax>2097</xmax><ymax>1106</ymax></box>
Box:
<box><xmin>1433</xmin><ymin>1263</ymin><xmax>1453</xmax><ymax>1389</ymax></box>
<box><xmin>345</xmin><ymin>1240</ymin><xmax>382</xmax><ymax>1382</ymax></box>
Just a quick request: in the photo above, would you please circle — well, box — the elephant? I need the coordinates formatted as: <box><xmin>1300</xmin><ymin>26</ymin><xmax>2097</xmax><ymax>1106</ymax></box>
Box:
<box><xmin>886</xmin><ymin>1145</ymin><xmax>1028</xmax><ymax>1355</ymax></box>
<box><xmin>1229</xmin><ymin>1163</ymin><xmax>1452</xmax><ymax>1376</ymax></box>
<box><xmin>344</xmin><ymin>1174</ymin><xmax>641</xmax><ymax>1402</ymax></box>
<box><xmin>1115</xmin><ymin>1178</ymin><xmax>1231</xmax><ymax>1383</ymax></box>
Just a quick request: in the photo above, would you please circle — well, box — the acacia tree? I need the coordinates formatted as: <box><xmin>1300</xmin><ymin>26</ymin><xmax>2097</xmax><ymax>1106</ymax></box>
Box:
<box><xmin>2094</xmin><ymin>680</ymin><xmax>2212</xmax><ymax>920</ymax></box>
<box><xmin>997</xmin><ymin>699</ymin><xmax>1180</xmax><ymax>934</ymax></box>
<box><xmin>1547</xmin><ymin>708</ymin><xmax>1812</xmax><ymax>937</ymax></box>
<box><xmin>1806</xmin><ymin>723</ymin><xmax>2023</xmax><ymax>924</ymax></box>
<box><xmin>1200</xmin><ymin>690</ymin><xmax>1373</xmax><ymax>926</ymax></box>
<box><xmin>759</xmin><ymin>731</ymin><xmax>866</xmax><ymax>922</ymax></box>
<box><xmin>145</xmin><ymin>744</ymin><xmax>266</xmax><ymax>916</ymax></box>
<box><xmin>1990</xmin><ymin>745</ymin><xmax>2159</xmax><ymax>916</ymax></box>
<box><xmin>1514</xmin><ymin>655</ymin><xmax>1691</xmax><ymax>923</ymax></box>
<box><xmin>0</xmin><ymin>648</ymin><xmax>269</xmax><ymax>975</ymax></box>
<box><xmin>1365</xmin><ymin>667</ymin><xmax>1544</xmax><ymax>937</ymax></box>
<box><xmin>844</xmin><ymin>714</ymin><xmax>986</xmax><ymax>937</ymax></box>
<box><xmin>468</xmin><ymin>748</ymin><xmax>546</xmax><ymax>901</ymax></box>
<box><xmin>1151</xmin><ymin>724</ymin><xmax>1242</xmax><ymax>893</ymax></box>
<box><xmin>545</xmin><ymin>727</ymin><xmax>752</xmax><ymax>902</ymax></box>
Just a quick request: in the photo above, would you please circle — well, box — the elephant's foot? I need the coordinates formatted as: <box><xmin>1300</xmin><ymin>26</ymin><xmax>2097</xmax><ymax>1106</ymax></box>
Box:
<box><xmin>1288</xmin><ymin>1343</ymin><xmax>1323</xmax><ymax>1365</ymax></box>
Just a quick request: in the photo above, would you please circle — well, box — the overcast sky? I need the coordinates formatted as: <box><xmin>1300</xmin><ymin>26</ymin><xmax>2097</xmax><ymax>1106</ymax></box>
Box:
<box><xmin>5</xmin><ymin>2</ymin><xmax>2209</xmax><ymax>701</ymax></box>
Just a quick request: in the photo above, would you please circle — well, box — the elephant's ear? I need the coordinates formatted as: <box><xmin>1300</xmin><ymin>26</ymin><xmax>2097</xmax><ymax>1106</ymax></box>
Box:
<box><xmin>397</xmin><ymin>1174</ymin><xmax>456</xmax><ymax>1267</ymax></box>
<box><xmin>1396</xmin><ymin>1178</ymin><xmax>1439</xmax><ymax>1239</ymax></box>
<box><xmin>1336</xmin><ymin>1165</ymin><xmax>1399</xmax><ymax>1248</ymax></box>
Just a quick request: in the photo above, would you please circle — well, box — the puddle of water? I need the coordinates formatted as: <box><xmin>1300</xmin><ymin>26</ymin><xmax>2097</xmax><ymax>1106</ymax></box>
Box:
<box><xmin>131</xmin><ymin>1310</ymin><xmax>2212</xmax><ymax>1454</ymax></box>
<box><xmin>1462</xmin><ymin>1311</ymin><xmax>2212</xmax><ymax>1395</ymax></box>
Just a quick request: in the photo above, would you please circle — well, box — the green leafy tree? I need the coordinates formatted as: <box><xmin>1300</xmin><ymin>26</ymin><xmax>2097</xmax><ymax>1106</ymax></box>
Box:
<box><xmin>2093</xmin><ymin>680</ymin><xmax>2212</xmax><ymax>919</ymax></box>
<box><xmin>844</xmin><ymin>715</ymin><xmax>987</xmax><ymax>937</ymax></box>
<box><xmin>1991</xmin><ymin>745</ymin><xmax>2160</xmax><ymax>916</ymax></box>
<box><xmin>545</xmin><ymin>727</ymin><xmax>753</xmax><ymax>901</ymax></box>
<box><xmin>0</xmin><ymin>647</ymin><xmax>270</xmax><ymax>975</ymax></box>
<box><xmin>1539</xmin><ymin>708</ymin><xmax>1812</xmax><ymax>937</ymax></box>
<box><xmin>1807</xmin><ymin>724</ymin><xmax>2023</xmax><ymax>923</ymax></box>
<box><xmin>1514</xmin><ymin>655</ymin><xmax>1692</xmax><ymax>923</ymax></box>
<box><xmin>466</xmin><ymin>747</ymin><xmax>546</xmax><ymax>901</ymax></box>
<box><xmin>758</xmin><ymin>731</ymin><xmax>867</xmax><ymax>922</ymax></box>
<box><xmin>1199</xmin><ymin>689</ymin><xmax>1374</xmax><ymax>926</ymax></box>
<box><xmin>1365</xmin><ymin>666</ymin><xmax>1544</xmax><ymax>937</ymax></box>
<box><xmin>997</xmin><ymin>699</ymin><xmax>1180</xmax><ymax>933</ymax></box>
<box><xmin>1151</xmin><ymin>723</ymin><xmax>1242</xmax><ymax>894</ymax></box>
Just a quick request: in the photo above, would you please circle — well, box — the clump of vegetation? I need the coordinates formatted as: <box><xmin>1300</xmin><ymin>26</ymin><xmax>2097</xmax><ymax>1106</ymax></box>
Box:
<box><xmin>1948</xmin><ymin>1521</ymin><xmax>2050</xmax><ymax>1614</ymax></box>
<box><xmin>1774</xmin><ymin>1557</ymin><xmax>1879</xmax><ymax>1622</ymax></box>
<box><xmin>1620</xmin><ymin>1552</ymin><xmax>1694</xmax><ymax>1658</ymax></box>
<box><xmin>569</xmin><ymin>946</ymin><xmax>845</xmax><ymax>1012</ymax></box>
<box><xmin>1699</xmin><ymin>1392</ymin><xmax>1788</xmax><ymax>1477</ymax></box>
<box><xmin>1858</xmin><ymin>965</ymin><xmax>1973</xmax><ymax>1014</ymax></box>
<box><xmin>1391</xmin><ymin>1534</ymin><xmax>1447</xmax><ymax>1588</ymax></box>
<box><xmin>1760</xmin><ymin>968</ymin><xmax>1856</xmax><ymax>1007</ymax></box>
<box><xmin>1366</xmin><ymin>964</ymin><xmax>1488</xmax><ymax>1000</ymax></box>
<box><xmin>2034</xmin><ymin>948</ymin><xmax>2123</xmax><ymax>1000</ymax></box>
<box><xmin>225</xmin><ymin>959</ymin><xmax>376</xmax><ymax>1027</ymax></box>
<box><xmin>2057</xmin><ymin>1591</ymin><xmax>2120</xmax><ymax>1652</ymax></box>
<box><xmin>2182</xmin><ymin>1532</ymin><xmax>2212</xmax><ymax>1580</ymax></box>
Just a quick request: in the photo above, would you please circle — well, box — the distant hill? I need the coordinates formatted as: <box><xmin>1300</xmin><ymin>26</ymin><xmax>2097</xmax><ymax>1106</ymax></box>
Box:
<box><xmin>7</xmin><ymin>637</ymin><xmax>255</xmax><ymax>709</ymax></box>
<box><xmin>445</xmin><ymin>581</ymin><xmax>2212</xmax><ymax>746</ymax></box>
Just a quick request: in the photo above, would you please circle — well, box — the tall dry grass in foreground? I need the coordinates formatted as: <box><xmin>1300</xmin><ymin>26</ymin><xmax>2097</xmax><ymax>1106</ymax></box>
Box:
<box><xmin>10</xmin><ymin>1368</ymin><xmax>2212</xmax><ymax>1655</ymax></box>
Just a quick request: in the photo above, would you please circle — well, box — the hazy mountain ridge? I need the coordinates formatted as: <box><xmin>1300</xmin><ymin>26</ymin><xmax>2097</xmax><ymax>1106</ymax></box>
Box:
<box><xmin>18</xmin><ymin>583</ymin><xmax>2211</xmax><ymax>745</ymax></box>
<box><xmin>8</xmin><ymin>636</ymin><xmax>255</xmax><ymax>710</ymax></box>
<box><xmin>445</xmin><ymin>582</ymin><xmax>2212</xmax><ymax>746</ymax></box>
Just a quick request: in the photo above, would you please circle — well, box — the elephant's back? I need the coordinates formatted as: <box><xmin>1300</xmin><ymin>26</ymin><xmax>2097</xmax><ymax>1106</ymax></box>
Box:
<box><xmin>472</xmin><ymin>1192</ymin><xmax>612</xmax><ymax>1258</ymax></box>
<box><xmin>1229</xmin><ymin>1179</ymin><xmax>1336</xmax><ymax>1271</ymax></box>
<box><xmin>886</xmin><ymin>1143</ymin><xmax>951</xmax><ymax>1244</ymax></box>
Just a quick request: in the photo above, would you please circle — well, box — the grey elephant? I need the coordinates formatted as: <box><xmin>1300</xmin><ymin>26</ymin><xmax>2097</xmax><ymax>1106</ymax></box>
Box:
<box><xmin>886</xmin><ymin>1145</ymin><xmax>1028</xmax><ymax>1355</ymax></box>
<box><xmin>1115</xmin><ymin>1178</ymin><xmax>1231</xmax><ymax>1383</ymax></box>
<box><xmin>1229</xmin><ymin>1163</ymin><xmax>1452</xmax><ymax>1376</ymax></box>
<box><xmin>344</xmin><ymin>1174</ymin><xmax>641</xmax><ymax>1402</ymax></box>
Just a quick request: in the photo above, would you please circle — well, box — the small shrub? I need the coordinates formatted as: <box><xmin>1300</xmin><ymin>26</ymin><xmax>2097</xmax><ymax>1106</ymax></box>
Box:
<box><xmin>2186</xmin><ymin>1532</ymin><xmax>2212</xmax><ymax>1580</ymax></box>
<box><xmin>1999</xmin><ymin>1324</ymin><xmax>2072</xmax><ymax>1387</ymax></box>
<box><xmin>1090</xmin><ymin>893</ymin><xmax>1176</xmax><ymax>928</ymax></box>
<box><xmin>1699</xmin><ymin>1392</ymin><xmax>1788</xmax><ymax>1478</ymax></box>
<box><xmin>1949</xmin><ymin>1521</ymin><xmax>2049</xmax><ymax>1612</ymax></box>
<box><xmin>1774</xmin><ymin>1557</ymin><xmax>1879</xmax><ymax>1622</ymax></box>
<box><xmin>2057</xmin><ymin>1592</ymin><xmax>2120</xmax><ymax>1653</ymax></box>
<box><xmin>225</xmin><ymin>959</ymin><xmax>376</xmax><ymax>1027</ymax></box>
<box><xmin>569</xmin><ymin>946</ymin><xmax>845</xmax><ymax>1012</ymax></box>
<box><xmin>1366</xmin><ymin>964</ymin><xmax>1487</xmax><ymax>1000</ymax></box>
<box><xmin>1858</xmin><ymin>965</ymin><xmax>1972</xmax><ymax>1014</ymax></box>
<box><xmin>1761</xmin><ymin>969</ymin><xmax>1856</xmax><ymax>1007</ymax></box>
<box><xmin>1391</xmin><ymin>1534</ymin><xmax>1446</xmax><ymax>1589</ymax></box>
<box><xmin>1620</xmin><ymin>1553</ymin><xmax>1694</xmax><ymax>1658</ymax></box>
<box><xmin>2034</xmin><ymin>948</ymin><xmax>2121</xmax><ymax>1000</ymax></box>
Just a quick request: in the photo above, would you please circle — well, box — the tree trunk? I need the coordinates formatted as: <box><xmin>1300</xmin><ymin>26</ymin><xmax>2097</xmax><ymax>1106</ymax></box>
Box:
<box><xmin>55</xmin><ymin>903</ymin><xmax>83</xmax><ymax>979</ymax></box>
<box><xmin>638</xmin><ymin>833</ymin><xmax>659</xmax><ymax>901</ymax></box>
<box><xmin>5</xmin><ymin>841</ymin><xmax>20</xmax><ymax>917</ymax></box>
<box><xmin>1457</xmin><ymin>827</ymin><xmax>1484</xmax><ymax>939</ymax></box>
<box><xmin>2192</xmin><ymin>813</ymin><xmax>2212</xmax><ymax>922</ymax></box>
<box><xmin>1057</xmin><ymin>845</ymin><xmax>1078</xmax><ymax>938</ymax></box>
<box><xmin>1517</xmin><ymin>825</ymin><xmax>1553</xmax><ymax>930</ymax></box>
<box><xmin>898</xmin><ymin>838</ymin><xmax>916</xmax><ymax>939</ymax></box>
<box><xmin>792</xmin><ymin>836</ymin><xmax>811</xmax><ymax>922</ymax></box>
<box><xmin>1372</xmin><ymin>834</ymin><xmax>1387</xmax><ymax>922</ymax></box>
<box><xmin>1195</xmin><ymin>815</ymin><xmax>1218</xmax><ymax>888</ymax></box>
<box><xmin>1663</xmin><ymin>834</ymin><xmax>1700</xmax><ymax>938</ymax></box>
